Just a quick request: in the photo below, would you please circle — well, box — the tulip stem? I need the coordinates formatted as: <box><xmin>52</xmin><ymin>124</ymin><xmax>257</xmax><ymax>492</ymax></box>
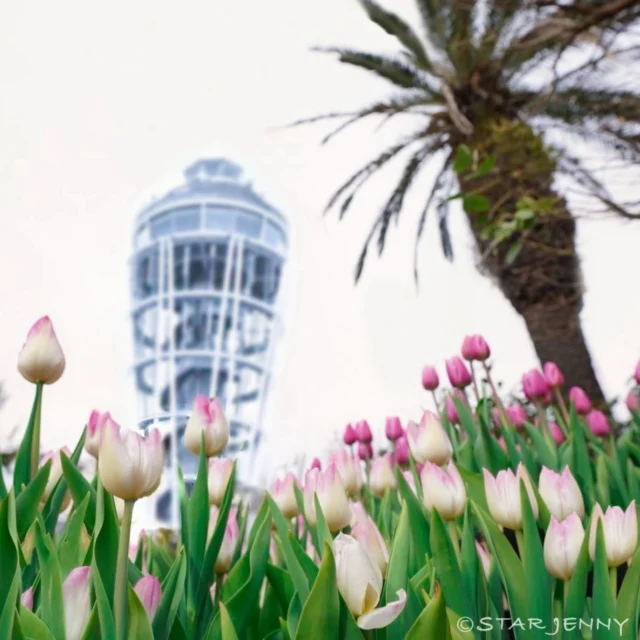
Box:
<box><xmin>29</xmin><ymin>382</ymin><xmax>44</xmax><ymax>480</ymax></box>
<box><xmin>114</xmin><ymin>500</ymin><xmax>135</xmax><ymax>640</ymax></box>
<box><xmin>554</xmin><ymin>389</ymin><xmax>571</xmax><ymax>430</ymax></box>
<box><xmin>431</xmin><ymin>391</ymin><xmax>440</xmax><ymax>415</ymax></box>
<box><xmin>609</xmin><ymin>567</ymin><xmax>617</xmax><ymax>598</ymax></box>
<box><xmin>482</xmin><ymin>363</ymin><xmax>508</xmax><ymax>428</ymax></box>
<box><xmin>447</xmin><ymin>521</ymin><xmax>461</xmax><ymax>565</ymax></box>
<box><xmin>469</xmin><ymin>363</ymin><xmax>480</xmax><ymax>405</ymax></box>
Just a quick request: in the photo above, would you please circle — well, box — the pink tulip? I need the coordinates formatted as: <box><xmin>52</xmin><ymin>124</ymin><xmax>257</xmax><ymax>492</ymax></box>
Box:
<box><xmin>626</xmin><ymin>391</ymin><xmax>640</xmax><ymax>413</ymax></box>
<box><xmin>461</xmin><ymin>334</ymin><xmax>490</xmax><ymax>361</ymax></box>
<box><xmin>549</xmin><ymin>422</ymin><xmax>565</xmax><ymax>445</ymax></box>
<box><xmin>635</xmin><ymin>361</ymin><xmax>640</xmax><ymax>385</ymax></box>
<box><xmin>134</xmin><ymin>576</ymin><xmax>162</xmax><ymax>621</ymax></box>
<box><xmin>328</xmin><ymin>449</ymin><xmax>362</xmax><ymax>496</ymax></box>
<box><xmin>350</xmin><ymin>500</ymin><xmax>368</xmax><ymax>526</ymax></box>
<box><xmin>184</xmin><ymin>395</ymin><xmax>229</xmax><ymax>457</ymax></box>
<box><xmin>506</xmin><ymin>404</ymin><xmax>527</xmax><ymax>429</ymax></box>
<box><xmin>304</xmin><ymin>464</ymin><xmax>351</xmax><ymax>531</ymax></box>
<box><xmin>385</xmin><ymin>417</ymin><xmax>403</xmax><ymax>442</ymax></box>
<box><xmin>539</xmin><ymin>466</ymin><xmax>584</xmax><ymax>520</ymax></box>
<box><xmin>544</xmin><ymin>514</ymin><xmax>585</xmax><ymax>580</ymax></box>
<box><xmin>310</xmin><ymin>457</ymin><xmax>322</xmax><ymax>471</ymax></box>
<box><xmin>356</xmin><ymin>420</ymin><xmax>373</xmax><ymax>444</ymax></box>
<box><xmin>17</xmin><ymin>316</ymin><xmax>66</xmax><ymax>385</ymax></box>
<box><xmin>497</xmin><ymin>436</ymin><xmax>507</xmax><ymax>452</ymax></box>
<box><xmin>445</xmin><ymin>395</ymin><xmax>459</xmax><ymax>424</ymax></box>
<box><xmin>351</xmin><ymin>517</ymin><xmax>389</xmax><ymax>576</ymax></box>
<box><xmin>406</xmin><ymin>411</ymin><xmax>452</xmax><ymax>466</ymax></box>
<box><xmin>343</xmin><ymin>424</ymin><xmax>357</xmax><ymax>446</ymax></box>
<box><xmin>568</xmin><ymin>387</ymin><xmax>592</xmax><ymax>415</ymax></box>
<box><xmin>357</xmin><ymin>442</ymin><xmax>373</xmax><ymax>461</ymax></box>
<box><xmin>483</xmin><ymin>463</ymin><xmax>538</xmax><ymax>530</ymax></box>
<box><xmin>543</xmin><ymin>362</ymin><xmax>565</xmax><ymax>389</ymax></box>
<box><xmin>420</xmin><ymin>461</ymin><xmax>467</xmax><ymax>521</ymax></box>
<box><xmin>22</xmin><ymin>587</ymin><xmax>33</xmax><ymax>611</ymax></box>
<box><xmin>522</xmin><ymin>369</ymin><xmax>549</xmax><ymax>401</ymax></box>
<box><xmin>401</xmin><ymin>471</ymin><xmax>417</xmax><ymax>496</ymax></box>
<box><xmin>208</xmin><ymin>457</ymin><xmax>234</xmax><ymax>506</ymax></box>
<box><xmin>369</xmin><ymin>456</ymin><xmax>396</xmax><ymax>497</ymax></box>
<box><xmin>445</xmin><ymin>357</ymin><xmax>472</xmax><ymax>389</ymax></box>
<box><xmin>589</xmin><ymin>502</ymin><xmax>637</xmax><ymax>567</ymax></box>
<box><xmin>421</xmin><ymin>366</ymin><xmax>439</xmax><ymax>391</ymax></box>
<box><xmin>85</xmin><ymin>410</ymin><xmax>112</xmax><ymax>458</ymax></box>
<box><xmin>475</xmin><ymin>541</ymin><xmax>492</xmax><ymax>580</ymax></box>
<box><xmin>395</xmin><ymin>436</ymin><xmax>409</xmax><ymax>466</ymax></box>
<box><xmin>272</xmin><ymin>472</ymin><xmax>300</xmax><ymax>518</ymax></box>
<box><xmin>586</xmin><ymin>409</ymin><xmax>610</xmax><ymax>437</ymax></box>
<box><xmin>210</xmin><ymin>506</ymin><xmax>240</xmax><ymax>574</ymax></box>
<box><xmin>62</xmin><ymin>567</ymin><xmax>91</xmax><ymax>640</ymax></box>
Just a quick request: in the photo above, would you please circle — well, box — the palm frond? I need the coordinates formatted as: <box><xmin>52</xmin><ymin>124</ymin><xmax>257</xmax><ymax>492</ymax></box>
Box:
<box><xmin>415</xmin><ymin>0</ymin><xmax>450</xmax><ymax>52</ymax></box>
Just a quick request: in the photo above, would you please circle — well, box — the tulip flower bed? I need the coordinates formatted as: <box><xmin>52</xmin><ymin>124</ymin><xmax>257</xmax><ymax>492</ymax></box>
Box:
<box><xmin>2</xmin><ymin>320</ymin><xmax>640</xmax><ymax>639</ymax></box>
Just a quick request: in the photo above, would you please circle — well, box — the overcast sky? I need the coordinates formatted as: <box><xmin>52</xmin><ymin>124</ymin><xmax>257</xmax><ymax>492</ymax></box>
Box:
<box><xmin>2</xmin><ymin>0</ymin><xmax>640</xmax><ymax>470</ymax></box>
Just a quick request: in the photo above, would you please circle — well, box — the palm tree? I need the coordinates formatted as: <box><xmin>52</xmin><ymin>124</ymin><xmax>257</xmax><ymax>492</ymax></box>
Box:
<box><xmin>299</xmin><ymin>0</ymin><xmax>640</xmax><ymax>404</ymax></box>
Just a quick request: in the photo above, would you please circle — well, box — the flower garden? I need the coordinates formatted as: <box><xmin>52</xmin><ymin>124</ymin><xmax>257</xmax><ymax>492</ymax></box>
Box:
<box><xmin>2</xmin><ymin>317</ymin><xmax>639</xmax><ymax>639</ymax></box>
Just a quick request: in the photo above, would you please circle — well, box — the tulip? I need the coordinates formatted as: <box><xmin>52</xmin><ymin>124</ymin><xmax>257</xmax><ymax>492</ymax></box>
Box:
<box><xmin>483</xmin><ymin>463</ymin><xmax>539</xmax><ymax>530</ymax></box>
<box><xmin>209</xmin><ymin>506</ymin><xmax>240</xmax><ymax>574</ymax></box>
<box><xmin>549</xmin><ymin>422</ymin><xmax>565</xmax><ymax>445</ymax></box>
<box><xmin>309</xmin><ymin>457</ymin><xmax>322</xmax><ymax>471</ymax></box>
<box><xmin>588</xmin><ymin>502</ymin><xmax>637</xmax><ymax>567</ymax></box>
<box><xmin>304</xmin><ymin>464</ymin><xmax>351</xmax><ymax>531</ymax></box>
<box><xmin>522</xmin><ymin>369</ymin><xmax>549</xmax><ymax>401</ymax></box>
<box><xmin>544</xmin><ymin>513</ymin><xmax>585</xmax><ymax>580</ymax></box>
<box><xmin>475</xmin><ymin>541</ymin><xmax>492</xmax><ymax>580</ymax></box>
<box><xmin>352</xmin><ymin>516</ymin><xmax>389</xmax><ymax>576</ymax></box>
<box><xmin>343</xmin><ymin>423</ymin><xmax>357</xmax><ymax>446</ymax></box>
<box><xmin>134</xmin><ymin>576</ymin><xmax>162</xmax><ymax>621</ymax></box>
<box><xmin>543</xmin><ymin>362</ymin><xmax>565</xmax><ymax>389</ymax></box>
<box><xmin>63</xmin><ymin>567</ymin><xmax>91</xmax><ymax>640</ymax></box>
<box><xmin>22</xmin><ymin>587</ymin><xmax>33</xmax><ymax>611</ymax></box>
<box><xmin>445</xmin><ymin>396</ymin><xmax>459</xmax><ymax>424</ymax></box>
<box><xmin>586</xmin><ymin>409</ymin><xmax>610</xmax><ymax>437</ymax></box>
<box><xmin>406</xmin><ymin>410</ymin><xmax>452</xmax><ymax>466</ymax></box>
<box><xmin>334</xmin><ymin>534</ymin><xmax>407</xmax><ymax>629</ymax></box>
<box><xmin>184</xmin><ymin>395</ymin><xmax>229</xmax><ymax>457</ymax></box>
<box><xmin>635</xmin><ymin>360</ymin><xmax>640</xmax><ymax>385</ymax></box>
<box><xmin>328</xmin><ymin>450</ymin><xmax>362</xmax><ymax>496</ymax></box>
<box><xmin>85</xmin><ymin>410</ymin><xmax>112</xmax><ymax>458</ymax></box>
<box><xmin>421</xmin><ymin>461</ymin><xmax>466</xmax><ymax>521</ymax></box>
<box><xmin>98</xmin><ymin>420</ymin><xmax>164</xmax><ymax>501</ymax></box>
<box><xmin>306</xmin><ymin>536</ymin><xmax>320</xmax><ymax>565</ymax></box>
<box><xmin>539</xmin><ymin>466</ymin><xmax>585</xmax><ymax>520</ymax></box>
<box><xmin>208</xmin><ymin>457</ymin><xmax>234</xmax><ymax>506</ymax></box>
<box><xmin>357</xmin><ymin>442</ymin><xmax>373</xmax><ymax>461</ymax></box>
<box><xmin>395</xmin><ymin>436</ymin><xmax>409</xmax><ymax>466</ymax></box>
<box><xmin>272</xmin><ymin>472</ymin><xmax>300</xmax><ymax>518</ymax></box>
<box><xmin>626</xmin><ymin>391</ymin><xmax>640</xmax><ymax>413</ymax></box>
<box><xmin>445</xmin><ymin>356</ymin><xmax>472</xmax><ymax>389</ymax></box>
<box><xmin>505</xmin><ymin>404</ymin><xmax>527</xmax><ymax>429</ymax></box>
<box><xmin>401</xmin><ymin>470</ymin><xmax>417</xmax><ymax>496</ymax></box>
<box><xmin>461</xmin><ymin>334</ymin><xmax>490</xmax><ymax>361</ymax></box>
<box><xmin>17</xmin><ymin>316</ymin><xmax>65</xmax><ymax>385</ymax></box>
<box><xmin>350</xmin><ymin>500</ymin><xmax>368</xmax><ymax>526</ymax></box>
<box><xmin>385</xmin><ymin>416</ymin><xmax>403</xmax><ymax>442</ymax></box>
<box><xmin>40</xmin><ymin>447</ymin><xmax>72</xmax><ymax>510</ymax></box>
<box><xmin>568</xmin><ymin>387</ymin><xmax>592</xmax><ymax>415</ymax></box>
<box><xmin>369</xmin><ymin>456</ymin><xmax>396</xmax><ymax>497</ymax></box>
<box><xmin>421</xmin><ymin>366</ymin><xmax>439</xmax><ymax>391</ymax></box>
<box><xmin>356</xmin><ymin>420</ymin><xmax>373</xmax><ymax>444</ymax></box>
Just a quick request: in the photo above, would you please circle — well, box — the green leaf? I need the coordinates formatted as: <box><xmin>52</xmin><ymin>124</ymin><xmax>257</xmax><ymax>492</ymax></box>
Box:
<box><xmin>57</xmin><ymin>493</ymin><xmax>90</xmax><ymax>579</ymax></box>
<box><xmin>15</xmin><ymin>460</ymin><xmax>51</xmax><ymax>541</ymax></box>
<box><xmin>505</xmin><ymin>241</ymin><xmax>523</xmax><ymax>265</ymax></box>
<box><xmin>34</xmin><ymin>520</ymin><xmax>66</xmax><ymax>640</ymax></box>
<box><xmin>126</xmin><ymin>585</ymin><xmax>154</xmax><ymax>640</ymax></box>
<box><xmin>569</xmin><ymin>408</ymin><xmax>595</xmax><ymax>511</ymax></box>
<box><xmin>0</xmin><ymin>492</ymin><xmax>20</xmax><ymax>609</ymax></box>
<box><xmin>266</xmin><ymin>564</ymin><xmax>295</xmax><ymax>614</ymax></box>
<box><xmin>152</xmin><ymin>548</ymin><xmax>187</xmax><ymax>640</ymax></box>
<box><xmin>0</xmin><ymin>468</ymin><xmax>6</xmax><ymax>501</ymax></box>
<box><xmin>474</xmin><ymin>155</ymin><xmax>496</xmax><ymax>177</ymax></box>
<box><xmin>463</xmin><ymin>194</ymin><xmax>490</xmax><ymax>213</ymax></box>
<box><xmin>92</xmin><ymin>478</ymin><xmax>121</xmax><ymax>608</ymax></box>
<box><xmin>0</xmin><ymin>567</ymin><xmax>20</xmax><ymax>640</ymax></box>
<box><xmin>453</xmin><ymin>145</ymin><xmax>473</xmax><ymax>173</ymax></box>
<box><xmin>294</xmin><ymin>543</ymin><xmax>340</xmax><ymax>640</ymax></box>
<box><xmin>12</xmin><ymin>384</ymin><xmax>43</xmax><ymax>496</ymax></box>
<box><xmin>459</xmin><ymin>506</ymin><xmax>479</xmax><ymax>618</ymax></box>
<box><xmin>61</xmin><ymin>452</ymin><xmax>97</xmax><ymax>534</ymax></box>
<box><xmin>91</xmin><ymin>557</ymin><xmax>116</xmax><ymax>639</ymax></box>
<box><xmin>405</xmin><ymin>583</ymin><xmax>450</xmax><ymax>640</ymax></box>
<box><xmin>562</xmin><ymin>526</ymin><xmax>591</xmax><ymax>639</ymax></box>
<box><xmin>313</xmin><ymin>494</ymin><xmax>333</xmax><ymax>553</ymax></box>
<box><xmin>452</xmin><ymin>397</ymin><xmax>478</xmax><ymax>442</ymax></box>
<box><xmin>616</xmin><ymin>545</ymin><xmax>640</xmax><ymax>640</ymax></box>
<box><xmin>592</xmin><ymin>520</ymin><xmax>617</xmax><ymax>639</ymax></box>
<box><xmin>219</xmin><ymin>602</ymin><xmax>240</xmax><ymax>640</ymax></box>
<box><xmin>522</xmin><ymin>421</ymin><xmax>557</xmax><ymax>470</ymax></box>
<box><xmin>19</xmin><ymin>606</ymin><xmax>56</xmax><ymax>639</ymax></box>
<box><xmin>287</xmin><ymin>594</ymin><xmax>303</xmax><ymax>640</ymax></box>
<box><xmin>457</xmin><ymin>466</ymin><xmax>488</xmax><ymax>512</ymax></box>
<box><xmin>395</xmin><ymin>467</ymin><xmax>431</xmax><ymax>558</ymax></box>
<box><xmin>188</xmin><ymin>442</ymin><xmax>210</xmax><ymax>569</ymax></box>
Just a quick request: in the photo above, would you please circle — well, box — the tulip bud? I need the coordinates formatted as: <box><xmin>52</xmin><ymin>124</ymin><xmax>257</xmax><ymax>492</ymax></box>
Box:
<box><xmin>461</xmin><ymin>334</ymin><xmax>490</xmax><ymax>361</ymax></box>
<box><xmin>184</xmin><ymin>396</ymin><xmax>229</xmax><ymax>457</ymax></box>
<box><xmin>483</xmin><ymin>463</ymin><xmax>539</xmax><ymax>530</ymax></box>
<box><xmin>395</xmin><ymin>436</ymin><xmax>409</xmax><ymax>466</ymax></box>
<box><xmin>351</xmin><ymin>517</ymin><xmax>389</xmax><ymax>576</ymax></box>
<box><xmin>357</xmin><ymin>442</ymin><xmax>373</xmax><ymax>461</ymax></box>
<box><xmin>272</xmin><ymin>472</ymin><xmax>300</xmax><ymax>518</ymax></box>
<box><xmin>588</xmin><ymin>502</ymin><xmax>638</xmax><ymax>567</ymax></box>
<box><xmin>134</xmin><ymin>576</ymin><xmax>162</xmax><ymax>621</ymax></box>
<box><xmin>40</xmin><ymin>447</ymin><xmax>72</xmax><ymax>511</ymax></box>
<box><xmin>208</xmin><ymin>457</ymin><xmax>234</xmax><ymax>506</ymax></box>
<box><xmin>304</xmin><ymin>464</ymin><xmax>351</xmax><ymax>531</ymax></box>
<box><xmin>210</xmin><ymin>506</ymin><xmax>240</xmax><ymax>574</ymax></box>
<box><xmin>505</xmin><ymin>404</ymin><xmax>527</xmax><ymax>429</ymax></box>
<box><xmin>309</xmin><ymin>457</ymin><xmax>322</xmax><ymax>471</ymax></box>
<box><xmin>445</xmin><ymin>356</ymin><xmax>472</xmax><ymax>389</ymax></box>
<box><xmin>385</xmin><ymin>417</ymin><xmax>403</xmax><ymax>442</ymax></box>
<box><xmin>522</xmin><ymin>369</ymin><xmax>549</xmax><ymax>401</ymax></box>
<box><xmin>334</xmin><ymin>534</ymin><xmax>407</xmax><ymax>629</ymax></box>
<box><xmin>85</xmin><ymin>410</ymin><xmax>112</xmax><ymax>458</ymax></box>
<box><xmin>350</xmin><ymin>500</ymin><xmax>368</xmax><ymax>526</ymax></box>
<box><xmin>445</xmin><ymin>396</ymin><xmax>459</xmax><ymax>424</ymax></box>
<box><xmin>421</xmin><ymin>461</ymin><xmax>466</xmax><ymax>521</ymax></box>
<box><xmin>635</xmin><ymin>361</ymin><xmax>640</xmax><ymax>386</ymax></box>
<box><xmin>421</xmin><ymin>366</ymin><xmax>439</xmax><ymax>391</ymax></box>
<box><xmin>17</xmin><ymin>316</ymin><xmax>66</xmax><ymax>385</ymax></box>
<box><xmin>369</xmin><ymin>456</ymin><xmax>396</xmax><ymax>497</ymax></box>
<box><xmin>356</xmin><ymin>420</ymin><xmax>373</xmax><ymax>444</ymax></box>
<box><xmin>98</xmin><ymin>420</ymin><xmax>164</xmax><ymax>501</ymax></box>
<box><xmin>406</xmin><ymin>410</ymin><xmax>452</xmax><ymax>466</ymax></box>
<box><xmin>539</xmin><ymin>466</ymin><xmax>584</xmax><ymax>520</ymax></box>
<box><xmin>22</xmin><ymin>587</ymin><xmax>33</xmax><ymax>611</ymax></box>
<box><xmin>586</xmin><ymin>409</ymin><xmax>610</xmax><ymax>437</ymax></box>
<box><xmin>63</xmin><ymin>567</ymin><xmax>91</xmax><ymax>640</ymax></box>
<box><xmin>475</xmin><ymin>541</ymin><xmax>492</xmax><ymax>580</ymax></box>
<box><xmin>568</xmin><ymin>387</ymin><xmax>592</xmax><ymax>415</ymax></box>
<box><xmin>626</xmin><ymin>390</ymin><xmax>640</xmax><ymax>413</ymax></box>
<box><xmin>543</xmin><ymin>362</ymin><xmax>565</xmax><ymax>389</ymax></box>
<box><xmin>549</xmin><ymin>422</ymin><xmax>565</xmax><ymax>445</ymax></box>
<box><xmin>544</xmin><ymin>513</ymin><xmax>585</xmax><ymax>579</ymax></box>
<box><xmin>343</xmin><ymin>424</ymin><xmax>357</xmax><ymax>446</ymax></box>
<box><xmin>328</xmin><ymin>450</ymin><xmax>362</xmax><ymax>496</ymax></box>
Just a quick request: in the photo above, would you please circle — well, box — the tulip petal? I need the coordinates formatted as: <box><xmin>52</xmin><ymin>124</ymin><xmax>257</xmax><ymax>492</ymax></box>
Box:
<box><xmin>357</xmin><ymin>589</ymin><xmax>407</xmax><ymax>630</ymax></box>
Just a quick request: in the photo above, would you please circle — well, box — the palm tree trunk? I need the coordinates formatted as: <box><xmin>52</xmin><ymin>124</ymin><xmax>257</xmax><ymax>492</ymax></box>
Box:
<box><xmin>460</xmin><ymin>120</ymin><xmax>606</xmax><ymax>406</ymax></box>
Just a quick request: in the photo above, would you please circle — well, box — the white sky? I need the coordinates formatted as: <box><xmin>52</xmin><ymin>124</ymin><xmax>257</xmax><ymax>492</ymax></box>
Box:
<box><xmin>1</xmin><ymin>0</ymin><xmax>639</xmax><ymax>468</ymax></box>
